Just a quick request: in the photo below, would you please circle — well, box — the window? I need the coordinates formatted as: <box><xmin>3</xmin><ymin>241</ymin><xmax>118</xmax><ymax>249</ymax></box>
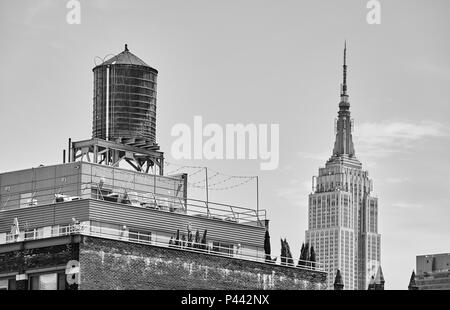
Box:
<box><xmin>90</xmin><ymin>221</ymin><xmax>121</xmax><ymax>236</ymax></box>
<box><xmin>29</xmin><ymin>273</ymin><xmax>66</xmax><ymax>290</ymax></box>
<box><xmin>37</xmin><ymin>228</ymin><xmax>44</xmax><ymax>238</ymax></box>
<box><xmin>30</xmin><ymin>273</ymin><xmax>56</xmax><ymax>290</ymax></box>
<box><xmin>129</xmin><ymin>230</ymin><xmax>151</xmax><ymax>243</ymax></box>
<box><xmin>24</xmin><ymin>229</ymin><xmax>35</xmax><ymax>240</ymax></box>
<box><xmin>58</xmin><ymin>273</ymin><xmax>66</xmax><ymax>289</ymax></box>
<box><xmin>52</xmin><ymin>225</ymin><xmax>60</xmax><ymax>237</ymax></box>
<box><xmin>23</xmin><ymin>228</ymin><xmax>44</xmax><ymax>241</ymax></box>
<box><xmin>212</xmin><ymin>242</ymin><xmax>234</xmax><ymax>256</ymax></box>
<box><xmin>0</xmin><ymin>278</ymin><xmax>14</xmax><ymax>290</ymax></box>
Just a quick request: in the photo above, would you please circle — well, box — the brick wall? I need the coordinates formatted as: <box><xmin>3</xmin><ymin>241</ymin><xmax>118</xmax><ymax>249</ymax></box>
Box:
<box><xmin>0</xmin><ymin>242</ymin><xmax>79</xmax><ymax>275</ymax></box>
<box><xmin>0</xmin><ymin>238</ymin><xmax>80</xmax><ymax>290</ymax></box>
<box><xmin>79</xmin><ymin>236</ymin><xmax>327</xmax><ymax>290</ymax></box>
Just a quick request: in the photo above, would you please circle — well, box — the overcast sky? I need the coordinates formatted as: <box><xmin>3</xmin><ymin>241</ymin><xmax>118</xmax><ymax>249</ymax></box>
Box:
<box><xmin>1</xmin><ymin>0</ymin><xmax>449</xmax><ymax>290</ymax></box>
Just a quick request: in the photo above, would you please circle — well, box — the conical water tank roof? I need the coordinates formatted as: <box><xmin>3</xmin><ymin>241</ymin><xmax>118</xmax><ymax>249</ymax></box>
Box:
<box><xmin>95</xmin><ymin>44</ymin><xmax>157</xmax><ymax>72</ymax></box>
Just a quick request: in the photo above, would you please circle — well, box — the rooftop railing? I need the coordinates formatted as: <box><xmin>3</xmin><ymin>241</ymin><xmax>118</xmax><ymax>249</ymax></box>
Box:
<box><xmin>1</xmin><ymin>177</ymin><xmax>266</xmax><ymax>226</ymax></box>
<box><xmin>2</xmin><ymin>224</ymin><xmax>324</xmax><ymax>273</ymax></box>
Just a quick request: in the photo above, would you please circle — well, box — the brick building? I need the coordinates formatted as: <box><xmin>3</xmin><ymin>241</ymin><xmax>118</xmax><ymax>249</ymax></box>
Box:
<box><xmin>0</xmin><ymin>45</ymin><xmax>327</xmax><ymax>290</ymax></box>
<box><xmin>0</xmin><ymin>162</ymin><xmax>326</xmax><ymax>290</ymax></box>
<box><xmin>0</xmin><ymin>234</ymin><xmax>326</xmax><ymax>290</ymax></box>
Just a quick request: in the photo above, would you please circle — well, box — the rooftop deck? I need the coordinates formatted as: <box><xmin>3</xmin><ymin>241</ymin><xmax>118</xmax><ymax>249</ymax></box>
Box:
<box><xmin>0</xmin><ymin>223</ymin><xmax>324</xmax><ymax>273</ymax></box>
<box><xmin>0</xmin><ymin>162</ymin><xmax>265</xmax><ymax>225</ymax></box>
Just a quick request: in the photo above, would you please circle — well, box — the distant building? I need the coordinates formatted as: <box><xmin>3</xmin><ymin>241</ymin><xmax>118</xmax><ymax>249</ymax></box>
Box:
<box><xmin>305</xmin><ymin>43</ymin><xmax>381</xmax><ymax>290</ymax></box>
<box><xmin>408</xmin><ymin>271</ymin><xmax>418</xmax><ymax>290</ymax></box>
<box><xmin>367</xmin><ymin>266</ymin><xmax>384</xmax><ymax>290</ymax></box>
<box><xmin>333</xmin><ymin>266</ymin><xmax>384</xmax><ymax>290</ymax></box>
<box><xmin>333</xmin><ymin>269</ymin><xmax>344</xmax><ymax>290</ymax></box>
<box><xmin>409</xmin><ymin>253</ymin><xmax>450</xmax><ymax>290</ymax></box>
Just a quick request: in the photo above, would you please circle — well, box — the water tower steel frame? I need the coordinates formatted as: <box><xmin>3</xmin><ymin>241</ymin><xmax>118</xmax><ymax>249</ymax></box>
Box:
<box><xmin>70</xmin><ymin>45</ymin><xmax>164</xmax><ymax>175</ymax></box>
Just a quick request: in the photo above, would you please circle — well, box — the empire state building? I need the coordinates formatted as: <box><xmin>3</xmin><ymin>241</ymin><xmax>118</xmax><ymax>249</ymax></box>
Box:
<box><xmin>305</xmin><ymin>43</ymin><xmax>381</xmax><ymax>290</ymax></box>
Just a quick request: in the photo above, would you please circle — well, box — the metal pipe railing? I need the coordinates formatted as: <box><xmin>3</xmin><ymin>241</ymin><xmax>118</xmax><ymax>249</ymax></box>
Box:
<box><xmin>1</xmin><ymin>180</ymin><xmax>266</xmax><ymax>226</ymax></box>
<box><xmin>2</xmin><ymin>224</ymin><xmax>323</xmax><ymax>272</ymax></box>
<box><xmin>0</xmin><ymin>171</ymin><xmax>264</xmax><ymax>212</ymax></box>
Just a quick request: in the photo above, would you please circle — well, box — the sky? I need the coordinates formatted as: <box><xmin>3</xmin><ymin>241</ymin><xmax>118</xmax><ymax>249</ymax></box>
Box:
<box><xmin>1</xmin><ymin>0</ymin><xmax>449</xmax><ymax>290</ymax></box>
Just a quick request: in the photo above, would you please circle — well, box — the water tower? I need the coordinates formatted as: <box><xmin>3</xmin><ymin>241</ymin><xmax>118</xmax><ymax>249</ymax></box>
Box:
<box><xmin>92</xmin><ymin>44</ymin><xmax>158</xmax><ymax>145</ymax></box>
<box><xmin>69</xmin><ymin>45</ymin><xmax>164</xmax><ymax>175</ymax></box>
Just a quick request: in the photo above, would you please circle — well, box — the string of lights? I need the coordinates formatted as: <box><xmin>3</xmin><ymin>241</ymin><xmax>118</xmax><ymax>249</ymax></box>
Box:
<box><xmin>188</xmin><ymin>172</ymin><xmax>220</xmax><ymax>186</ymax></box>
<box><xmin>189</xmin><ymin>176</ymin><xmax>255</xmax><ymax>191</ymax></box>
<box><xmin>164</xmin><ymin>161</ymin><xmax>205</xmax><ymax>175</ymax></box>
<box><xmin>164</xmin><ymin>161</ymin><xmax>257</xmax><ymax>191</ymax></box>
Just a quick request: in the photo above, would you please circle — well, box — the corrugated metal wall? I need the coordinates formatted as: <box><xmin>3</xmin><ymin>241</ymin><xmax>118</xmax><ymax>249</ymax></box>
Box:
<box><xmin>0</xmin><ymin>200</ymin><xmax>90</xmax><ymax>232</ymax></box>
<box><xmin>88</xmin><ymin>200</ymin><xmax>265</xmax><ymax>247</ymax></box>
<box><xmin>0</xmin><ymin>199</ymin><xmax>265</xmax><ymax>248</ymax></box>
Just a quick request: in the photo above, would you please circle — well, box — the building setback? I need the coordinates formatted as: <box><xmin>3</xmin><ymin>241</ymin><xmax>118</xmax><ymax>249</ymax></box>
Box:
<box><xmin>305</xmin><ymin>43</ymin><xmax>381</xmax><ymax>290</ymax></box>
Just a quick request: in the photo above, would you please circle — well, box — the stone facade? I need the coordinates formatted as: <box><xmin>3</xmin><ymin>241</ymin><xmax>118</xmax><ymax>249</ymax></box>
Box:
<box><xmin>0</xmin><ymin>235</ymin><xmax>327</xmax><ymax>290</ymax></box>
<box><xmin>78</xmin><ymin>236</ymin><xmax>327</xmax><ymax>290</ymax></box>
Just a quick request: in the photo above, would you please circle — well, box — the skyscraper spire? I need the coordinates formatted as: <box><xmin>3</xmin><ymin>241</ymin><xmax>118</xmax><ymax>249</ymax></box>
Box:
<box><xmin>342</xmin><ymin>41</ymin><xmax>347</xmax><ymax>95</ymax></box>
<box><xmin>340</xmin><ymin>41</ymin><xmax>349</xmax><ymax>100</ymax></box>
<box><xmin>307</xmin><ymin>44</ymin><xmax>380</xmax><ymax>291</ymax></box>
<box><xmin>333</xmin><ymin>42</ymin><xmax>355</xmax><ymax>157</ymax></box>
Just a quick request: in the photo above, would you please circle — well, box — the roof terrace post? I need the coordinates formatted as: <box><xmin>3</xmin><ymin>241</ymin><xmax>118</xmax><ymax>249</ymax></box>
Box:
<box><xmin>205</xmin><ymin>167</ymin><xmax>209</xmax><ymax>209</ymax></box>
<box><xmin>256</xmin><ymin>176</ymin><xmax>259</xmax><ymax>220</ymax></box>
<box><xmin>93</xmin><ymin>145</ymin><xmax>98</xmax><ymax>164</ymax></box>
<box><xmin>153</xmin><ymin>171</ymin><xmax>156</xmax><ymax>194</ymax></box>
<box><xmin>106</xmin><ymin>65</ymin><xmax>110</xmax><ymax>141</ymax></box>
<box><xmin>159</xmin><ymin>157</ymin><xmax>164</xmax><ymax>175</ymax></box>
<box><xmin>68</xmin><ymin>138</ymin><xmax>72</xmax><ymax>162</ymax></box>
